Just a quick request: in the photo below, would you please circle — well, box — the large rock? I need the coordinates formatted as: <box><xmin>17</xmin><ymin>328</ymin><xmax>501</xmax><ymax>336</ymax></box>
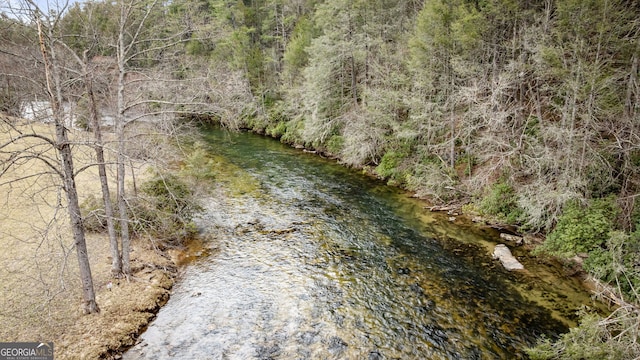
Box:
<box><xmin>492</xmin><ymin>244</ymin><xmax>524</xmax><ymax>271</ymax></box>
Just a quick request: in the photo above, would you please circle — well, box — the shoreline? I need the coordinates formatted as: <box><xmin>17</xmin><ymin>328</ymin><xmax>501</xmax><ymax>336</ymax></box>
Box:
<box><xmin>96</xmin><ymin>237</ymin><xmax>210</xmax><ymax>359</ymax></box>
<box><xmin>53</xmin><ymin>237</ymin><xmax>180</xmax><ymax>359</ymax></box>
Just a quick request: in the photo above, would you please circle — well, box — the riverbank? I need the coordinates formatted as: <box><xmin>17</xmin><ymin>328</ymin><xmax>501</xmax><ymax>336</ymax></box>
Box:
<box><xmin>53</xmin><ymin>239</ymin><xmax>178</xmax><ymax>359</ymax></box>
<box><xmin>0</xmin><ymin>120</ymin><xmax>191</xmax><ymax>359</ymax></box>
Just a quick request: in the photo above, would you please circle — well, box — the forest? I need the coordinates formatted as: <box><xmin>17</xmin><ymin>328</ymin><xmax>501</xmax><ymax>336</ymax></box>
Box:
<box><xmin>1</xmin><ymin>0</ymin><xmax>639</xmax><ymax>358</ymax></box>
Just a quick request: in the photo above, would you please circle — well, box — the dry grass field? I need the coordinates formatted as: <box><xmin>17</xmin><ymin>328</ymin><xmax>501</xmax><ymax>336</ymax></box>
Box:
<box><xmin>0</xmin><ymin>118</ymin><xmax>179</xmax><ymax>358</ymax></box>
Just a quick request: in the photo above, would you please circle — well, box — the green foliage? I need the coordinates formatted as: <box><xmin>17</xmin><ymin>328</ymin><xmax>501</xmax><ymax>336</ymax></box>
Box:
<box><xmin>410</xmin><ymin>0</ymin><xmax>483</xmax><ymax>90</ymax></box>
<box><xmin>479</xmin><ymin>181</ymin><xmax>524</xmax><ymax>224</ymax></box>
<box><xmin>73</xmin><ymin>96</ymin><xmax>92</xmax><ymax>131</ymax></box>
<box><xmin>283</xmin><ymin>16</ymin><xmax>313</xmax><ymax>77</ymax></box>
<box><xmin>631</xmin><ymin>150</ymin><xmax>640</xmax><ymax>169</ymax></box>
<box><xmin>526</xmin><ymin>313</ymin><xmax>627</xmax><ymax>360</ymax></box>
<box><xmin>140</xmin><ymin>174</ymin><xmax>191</xmax><ymax>212</ymax></box>
<box><xmin>265</xmin><ymin>101</ymin><xmax>289</xmax><ymax>138</ymax></box>
<box><xmin>376</xmin><ymin>151</ymin><xmax>403</xmax><ymax>179</ymax></box>
<box><xmin>80</xmin><ymin>194</ymin><xmax>110</xmax><ymax>233</ymax></box>
<box><xmin>523</xmin><ymin>116</ymin><xmax>541</xmax><ymax>138</ymax></box>
<box><xmin>325</xmin><ymin>135</ymin><xmax>344</xmax><ymax>155</ymax></box>
<box><xmin>181</xmin><ymin>142</ymin><xmax>217</xmax><ymax>181</ymax></box>
<box><xmin>280</xmin><ymin>118</ymin><xmax>305</xmax><ymax>145</ymax></box>
<box><xmin>537</xmin><ymin>198</ymin><xmax>616</xmax><ymax>258</ymax></box>
<box><xmin>185</xmin><ymin>39</ymin><xmax>208</xmax><ymax>56</ymax></box>
<box><xmin>267</xmin><ymin>121</ymin><xmax>287</xmax><ymax>139</ymax></box>
<box><xmin>0</xmin><ymin>85</ymin><xmax>21</xmax><ymax>117</ymax></box>
<box><xmin>584</xmin><ymin>230</ymin><xmax>640</xmax><ymax>302</ymax></box>
<box><xmin>59</xmin><ymin>1</ymin><xmax>119</xmax><ymax>56</ymax></box>
<box><xmin>131</xmin><ymin>173</ymin><xmax>202</xmax><ymax>247</ymax></box>
<box><xmin>528</xmin><ymin>225</ymin><xmax>640</xmax><ymax>360</ymax></box>
<box><xmin>375</xmin><ymin>145</ymin><xmax>412</xmax><ymax>185</ymax></box>
<box><xmin>585</xmin><ymin>158</ymin><xmax>621</xmax><ymax>199</ymax></box>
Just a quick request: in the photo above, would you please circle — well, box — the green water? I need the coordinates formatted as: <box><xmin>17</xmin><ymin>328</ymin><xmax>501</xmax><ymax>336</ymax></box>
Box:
<box><xmin>124</xmin><ymin>127</ymin><xmax>605</xmax><ymax>359</ymax></box>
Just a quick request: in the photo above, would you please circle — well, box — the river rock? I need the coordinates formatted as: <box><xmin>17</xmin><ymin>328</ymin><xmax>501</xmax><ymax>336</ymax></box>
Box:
<box><xmin>499</xmin><ymin>233</ymin><xmax>524</xmax><ymax>246</ymax></box>
<box><xmin>492</xmin><ymin>244</ymin><xmax>524</xmax><ymax>271</ymax></box>
<box><xmin>471</xmin><ymin>216</ymin><xmax>486</xmax><ymax>224</ymax></box>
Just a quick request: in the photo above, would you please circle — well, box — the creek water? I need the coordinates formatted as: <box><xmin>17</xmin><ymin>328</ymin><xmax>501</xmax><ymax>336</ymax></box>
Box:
<box><xmin>124</xmin><ymin>127</ymin><xmax>602</xmax><ymax>359</ymax></box>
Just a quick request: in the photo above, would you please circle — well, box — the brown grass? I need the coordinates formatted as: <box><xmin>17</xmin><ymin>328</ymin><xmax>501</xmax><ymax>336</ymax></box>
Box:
<box><xmin>0</xmin><ymin>118</ymin><xmax>178</xmax><ymax>359</ymax></box>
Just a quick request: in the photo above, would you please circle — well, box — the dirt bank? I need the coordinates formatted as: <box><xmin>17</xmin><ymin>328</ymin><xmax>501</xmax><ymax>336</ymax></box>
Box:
<box><xmin>56</xmin><ymin>240</ymin><xmax>179</xmax><ymax>359</ymax></box>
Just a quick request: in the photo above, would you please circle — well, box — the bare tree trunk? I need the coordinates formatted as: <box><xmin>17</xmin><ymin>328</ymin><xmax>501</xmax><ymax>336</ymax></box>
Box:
<box><xmin>350</xmin><ymin>54</ymin><xmax>358</xmax><ymax>105</ymax></box>
<box><xmin>84</xmin><ymin>53</ymin><xmax>122</xmax><ymax>277</ymax></box>
<box><xmin>446</xmin><ymin>1</ymin><xmax>456</xmax><ymax>169</ymax></box>
<box><xmin>625</xmin><ymin>41</ymin><xmax>639</xmax><ymax>119</ymax></box>
<box><xmin>36</xmin><ymin>18</ymin><xmax>99</xmax><ymax>314</ymax></box>
<box><xmin>449</xmin><ymin>101</ymin><xmax>455</xmax><ymax>169</ymax></box>
<box><xmin>117</xmin><ymin>133</ymin><xmax>131</xmax><ymax>276</ymax></box>
<box><xmin>110</xmin><ymin>0</ymin><xmax>183</xmax><ymax>277</ymax></box>
<box><xmin>60</xmin><ymin>134</ymin><xmax>100</xmax><ymax>314</ymax></box>
<box><xmin>116</xmin><ymin>16</ymin><xmax>131</xmax><ymax>277</ymax></box>
<box><xmin>447</xmin><ymin>56</ymin><xmax>456</xmax><ymax>169</ymax></box>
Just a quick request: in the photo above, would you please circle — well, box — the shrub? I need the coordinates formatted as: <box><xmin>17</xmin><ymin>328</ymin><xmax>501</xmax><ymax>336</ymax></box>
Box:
<box><xmin>132</xmin><ymin>173</ymin><xmax>201</xmax><ymax>246</ymax></box>
<box><xmin>405</xmin><ymin>161</ymin><xmax>458</xmax><ymax>202</ymax></box>
<box><xmin>376</xmin><ymin>151</ymin><xmax>404</xmax><ymax>179</ymax></box>
<box><xmin>584</xmin><ymin>230</ymin><xmax>640</xmax><ymax>302</ymax></box>
<box><xmin>80</xmin><ymin>194</ymin><xmax>109</xmax><ymax>233</ymax></box>
<box><xmin>264</xmin><ymin>100</ymin><xmax>290</xmax><ymax>139</ymax></box>
<box><xmin>530</xmin><ymin>207</ymin><xmax>640</xmax><ymax>360</ymax></box>
<box><xmin>81</xmin><ymin>172</ymin><xmax>201</xmax><ymax>248</ymax></box>
<box><xmin>326</xmin><ymin>135</ymin><xmax>343</xmax><ymax>155</ymax></box>
<box><xmin>280</xmin><ymin>118</ymin><xmax>304</xmax><ymax>145</ymax></box>
<box><xmin>181</xmin><ymin>142</ymin><xmax>217</xmax><ymax>181</ymax></box>
<box><xmin>526</xmin><ymin>313</ymin><xmax>628</xmax><ymax>360</ymax></box>
<box><xmin>479</xmin><ymin>181</ymin><xmax>524</xmax><ymax>224</ymax></box>
<box><xmin>536</xmin><ymin>197</ymin><xmax>616</xmax><ymax>258</ymax></box>
<box><xmin>0</xmin><ymin>88</ymin><xmax>21</xmax><ymax>117</ymax></box>
<box><xmin>267</xmin><ymin>121</ymin><xmax>288</xmax><ymax>139</ymax></box>
<box><xmin>73</xmin><ymin>97</ymin><xmax>91</xmax><ymax>131</ymax></box>
<box><xmin>374</xmin><ymin>139</ymin><xmax>417</xmax><ymax>184</ymax></box>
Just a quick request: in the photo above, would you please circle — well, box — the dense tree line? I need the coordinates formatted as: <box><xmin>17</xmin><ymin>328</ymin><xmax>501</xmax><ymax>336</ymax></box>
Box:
<box><xmin>198</xmin><ymin>0</ymin><xmax>640</xmax><ymax>253</ymax></box>
<box><xmin>209</xmin><ymin>0</ymin><xmax>639</xmax><ymax>233</ymax></box>
<box><xmin>1</xmin><ymin>0</ymin><xmax>639</xmax><ymax>357</ymax></box>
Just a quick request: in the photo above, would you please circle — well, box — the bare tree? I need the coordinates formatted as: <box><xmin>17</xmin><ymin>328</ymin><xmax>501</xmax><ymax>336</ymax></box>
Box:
<box><xmin>106</xmin><ymin>0</ymin><xmax>226</xmax><ymax>275</ymax></box>
<box><xmin>52</xmin><ymin>1</ymin><xmax>124</xmax><ymax>276</ymax></box>
<box><xmin>84</xmin><ymin>52</ymin><xmax>122</xmax><ymax>277</ymax></box>
<box><xmin>0</xmin><ymin>1</ymin><xmax>100</xmax><ymax>313</ymax></box>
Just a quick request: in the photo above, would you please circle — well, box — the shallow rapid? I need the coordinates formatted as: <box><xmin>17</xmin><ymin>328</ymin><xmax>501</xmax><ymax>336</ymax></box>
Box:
<box><xmin>124</xmin><ymin>127</ymin><xmax>599</xmax><ymax>359</ymax></box>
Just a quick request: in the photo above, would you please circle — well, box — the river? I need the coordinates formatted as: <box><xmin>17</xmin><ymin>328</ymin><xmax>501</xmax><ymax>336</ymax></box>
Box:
<box><xmin>124</xmin><ymin>127</ymin><xmax>602</xmax><ymax>359</ymax></box>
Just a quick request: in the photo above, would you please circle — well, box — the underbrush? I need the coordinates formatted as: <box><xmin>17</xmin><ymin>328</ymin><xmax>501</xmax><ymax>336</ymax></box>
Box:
<box><xmin>81</xmin><ymin>171</ymin><xmax>202</xmax><ymax>249</ymax></box>
<box><xmin>132</xmin><ymin>172</ymin><xmax>202</xmax><ymax>247</ymax></box>
<box><xmin>527</xmin><ymin>198</ymin><xmax>640</xmax><ymax>360</ymax></box>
